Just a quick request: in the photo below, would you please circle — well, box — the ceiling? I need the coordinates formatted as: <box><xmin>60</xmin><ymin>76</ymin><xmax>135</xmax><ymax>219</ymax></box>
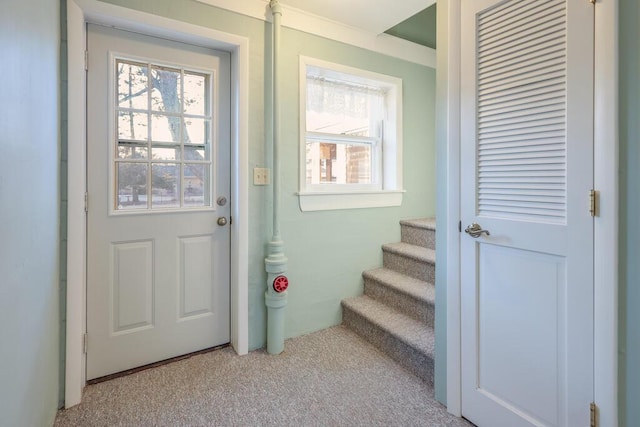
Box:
<box><xmin>273</xmin><ymin>0</ymin><xmax>436</xmax><ymax>35</ymax></box>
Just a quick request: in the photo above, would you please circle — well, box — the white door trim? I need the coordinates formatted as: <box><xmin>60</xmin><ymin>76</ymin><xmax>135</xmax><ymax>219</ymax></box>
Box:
<box><xmin>65</xmin><ymin>0</ymin><xmax>250</xmax><ymax>407</ymax></box>
<box><xmin>441</xmin><ymin>0</ymin><xmax>619</xmax><ymax>425</ymax></box>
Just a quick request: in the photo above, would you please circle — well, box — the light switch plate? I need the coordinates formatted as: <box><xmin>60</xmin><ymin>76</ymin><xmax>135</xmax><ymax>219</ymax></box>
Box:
<box><xmin>253</xmin><ymin>167</ymin><xmax>270</xmax><ymax>185</ymax></box>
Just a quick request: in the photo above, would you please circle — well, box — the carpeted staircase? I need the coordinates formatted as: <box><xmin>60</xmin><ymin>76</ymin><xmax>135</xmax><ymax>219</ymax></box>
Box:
<box><xmin>341</xmin><ymin>218</ymin><xmax>436</xmax><ymax>386</ymax></box>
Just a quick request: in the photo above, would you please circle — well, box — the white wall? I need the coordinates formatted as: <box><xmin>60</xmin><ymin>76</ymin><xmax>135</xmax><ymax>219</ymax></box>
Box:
<box><xmin>0</xmin><ymin>0</ymin><xmax>61</xmax><ymax>424</ymax></box>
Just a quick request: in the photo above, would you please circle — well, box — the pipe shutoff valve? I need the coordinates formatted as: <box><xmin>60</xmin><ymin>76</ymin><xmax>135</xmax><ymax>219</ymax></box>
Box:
<box><xmin>273</xmin><ymin>275</ymin><xmax>289</xmax><ymax>293</ymax></box>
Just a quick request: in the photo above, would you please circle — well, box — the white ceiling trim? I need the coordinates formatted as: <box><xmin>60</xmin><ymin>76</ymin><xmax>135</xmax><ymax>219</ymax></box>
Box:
<box><xmin>194</xmin><ymin>0</ymin><xmax>436</xmax><ymax>68</ymax></box>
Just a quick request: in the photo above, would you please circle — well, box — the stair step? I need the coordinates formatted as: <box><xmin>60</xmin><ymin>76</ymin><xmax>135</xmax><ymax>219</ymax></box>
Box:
<box><xmin>400</xmin><ymin>217</ymin><xmax>436</xmax><ymax>249</ymax></box>
<box><xmin>342</xmin><ymin>295</ymin><xmax>434</xmax><ymax>385</ymax></box>
<box><xmin>363</xmin><ymin>268</ymin><xmax>435</xmax><ymax>326</ymax></box>
<box><xmin>382</xmin><ymin>242</ymin><xmax>435</xmax><ymax>282</ymax></box>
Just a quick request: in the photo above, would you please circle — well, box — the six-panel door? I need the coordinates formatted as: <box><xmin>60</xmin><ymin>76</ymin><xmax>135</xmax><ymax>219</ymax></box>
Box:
<box><xmin>86</xmin><ymin>24</ymin><xmax>231</xmax><ymax>380</ymax></box>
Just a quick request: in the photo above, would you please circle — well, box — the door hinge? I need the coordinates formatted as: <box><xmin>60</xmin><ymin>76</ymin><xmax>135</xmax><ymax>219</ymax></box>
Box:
<box><xmin>83</xmin><ymin>333</ymin><xmax>88</xmax><ymax>354</ymax></box>
<box><xmin>589</xmin><ymin>189</ymin><xmax>598</xmax><ymax>217</ymax></box>
<box><xmin>458</xmin><ymin>220</ymin><xmax>462</xmax><ymax>233</ymax></box>
<box><xmin>229</xmin><ymin>216</ymin><xmax>233</xmax><ymax>225</ymax></box>
<box><xmin>84</xmin><ymin>191</ymin><xmax>89</xmax><ymax>213</ymax></box>
<box><xmin>84</xmin><ymin>50</ymin><xmax>88</xmax><ymax>71</ymax></box>
<box><xmin>590</xmin><ymin>402</ymin><xmax>598</xmax><ymax>427</ymax></box>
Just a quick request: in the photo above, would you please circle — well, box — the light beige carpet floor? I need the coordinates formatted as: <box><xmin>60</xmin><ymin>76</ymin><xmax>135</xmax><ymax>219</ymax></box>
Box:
<box><xmin>55</xmin><ymin>325</ymin><xmax>474</xmax><ymax>427</ymax></box>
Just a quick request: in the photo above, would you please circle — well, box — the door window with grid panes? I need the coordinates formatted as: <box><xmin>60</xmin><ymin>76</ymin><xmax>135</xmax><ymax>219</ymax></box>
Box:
<box><xmin>115</xmin><ymin>59</ymin><xmax>214</xmax><ymax>211</ymax></box>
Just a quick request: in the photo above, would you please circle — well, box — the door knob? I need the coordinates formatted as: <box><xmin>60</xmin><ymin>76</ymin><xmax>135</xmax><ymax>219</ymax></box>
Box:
<box><xmin>465</xmin><ymin>223</ymin><xmax>490</xmax><ymax>238</ymax></box>
<box><xmin>217</xmin><ymin>217</ymin><xmax>227</xmax><ymax>226</ymax></box>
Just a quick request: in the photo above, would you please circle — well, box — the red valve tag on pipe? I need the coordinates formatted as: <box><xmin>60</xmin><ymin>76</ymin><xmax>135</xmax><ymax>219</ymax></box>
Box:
<box><xmin>273</xmin><ymin>275</ymin><xmax>288</xmax><ymax>293</ymax></box>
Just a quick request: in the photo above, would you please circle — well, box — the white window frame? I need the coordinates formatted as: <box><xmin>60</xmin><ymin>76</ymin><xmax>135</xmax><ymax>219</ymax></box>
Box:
<box><xmin>298</xmin><ymin>56</ymin><xmax>404</xmax><ymax>211</ymax></box>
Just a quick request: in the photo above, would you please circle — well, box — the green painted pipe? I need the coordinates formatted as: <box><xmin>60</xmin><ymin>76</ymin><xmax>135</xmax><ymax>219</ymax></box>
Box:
<box><xmin>265</xmin><ymin>0</ymin><xmax>288</xmax><ymax>356</ymax></box>
<box><xmin>265</xmin><ymin>238</ymin><xmax>287</xmax><ymax>354</ymax></box>
<box><xmin>265</xmin><ymin>288</ymin><xmax>287</xmax><ymax>355</ymax></box>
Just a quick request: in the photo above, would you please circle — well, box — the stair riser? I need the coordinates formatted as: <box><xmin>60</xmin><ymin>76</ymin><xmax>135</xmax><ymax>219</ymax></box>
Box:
<box><xmin>383</xmin><ymin>252</ymin><xmax>434</xmax><ymax>283</ymax></box>
<box><xmin>364</xmin><ymin>278</ymin><xmax>434</xmax><ymax>327</ymax></box>
<box><xmin>400</xmin><ymin>225</ymin><xmax>435</xmax><ymax>250</ymax></box>
<box><xmin>342</xmin><ymin>306</ymin><xmax>434</xmax><ymax>386</ymax></box>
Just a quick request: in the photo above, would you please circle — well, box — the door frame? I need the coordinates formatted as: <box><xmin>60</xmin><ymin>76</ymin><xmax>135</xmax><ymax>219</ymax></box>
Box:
<box><xmin>440</xmin><ymin>0</ymin><xmax>619</xmax><ymax>425</ymax></box>
<box><xmin>65</xmin><ymin>0</ymin><xmax>250</xmax><ymax>407</ymax></box>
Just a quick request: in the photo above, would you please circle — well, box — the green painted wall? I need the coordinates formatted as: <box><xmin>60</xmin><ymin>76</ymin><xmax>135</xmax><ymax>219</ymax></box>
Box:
<box><xmin>385</xmin><ymin>4</ymin><xmax>437</xmax><ymax>49</ymax></box>
<box><xmin>279</xmin><ymin>30</ymin><xmax>435</xmax><ymax>337</ymax></box>
<box><xmin>59</xmin><ymin>0</ymin><xmax>69</xmax><ymax>406</ymax></box>
<box><xmin>619</xmin><ymin>0</ymin><xmax>639</xmax><ymax>425</ymax></box>
<box><xmin>98</xmin><ymin>0</ymin><xmax>436</xmax><ymax>349</ymax></box>
<box><xmin>0</xmin><ymin>0</ymin><xmax>61</xmax><ymax>425</ymax></box>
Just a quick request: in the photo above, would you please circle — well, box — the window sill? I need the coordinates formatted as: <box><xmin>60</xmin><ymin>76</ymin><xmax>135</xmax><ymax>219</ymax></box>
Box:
<box><xmin>298</xmin><ymin>190</ymin><xmax>404</xmax><ymax>212</ymax></box>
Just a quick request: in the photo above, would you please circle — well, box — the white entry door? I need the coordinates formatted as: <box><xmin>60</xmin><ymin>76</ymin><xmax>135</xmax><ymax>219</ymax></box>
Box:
<box><xmin>460</xmin><ymin>0</ymin><xmax>594</xmax><ymax>426</ymax></box>
<box><xmin>86</xmin><ymin>24</ymin><xmax>231</xmax><ymax>380</ymax></box>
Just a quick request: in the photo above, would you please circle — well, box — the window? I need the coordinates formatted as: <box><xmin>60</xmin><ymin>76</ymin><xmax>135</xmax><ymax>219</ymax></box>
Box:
<box><xmin>299</xmin><ymin>57</ymin><xmax>403</xmax><ymax>211</ymax></box>
<box><xmin>305</xmin><ymin>76</ymin><xmax>383</xmax><ymax>187</ymax></box>
<box><xmin>114</xmin><ymin>58</ymin><xmax>213</xmax><ymax>212</ymax></box>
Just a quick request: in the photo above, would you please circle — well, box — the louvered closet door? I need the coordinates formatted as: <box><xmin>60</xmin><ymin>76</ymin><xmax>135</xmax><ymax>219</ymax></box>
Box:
<box><xmin>460</xmin><ymin>0</ymin><xmax>594</xmax><ymax>426</ymax></box>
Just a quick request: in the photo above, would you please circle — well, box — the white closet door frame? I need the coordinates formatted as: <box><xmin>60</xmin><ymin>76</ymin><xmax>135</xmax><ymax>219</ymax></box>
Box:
<box><xmin>440</xmin><ymin>0</ymin><xmax>619</xmax><ymax>426</ymax></box>
<box><xmin>65</xmin><ymin>0</ymin><xmax>250</xmax><ymax>407</ymax></box>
